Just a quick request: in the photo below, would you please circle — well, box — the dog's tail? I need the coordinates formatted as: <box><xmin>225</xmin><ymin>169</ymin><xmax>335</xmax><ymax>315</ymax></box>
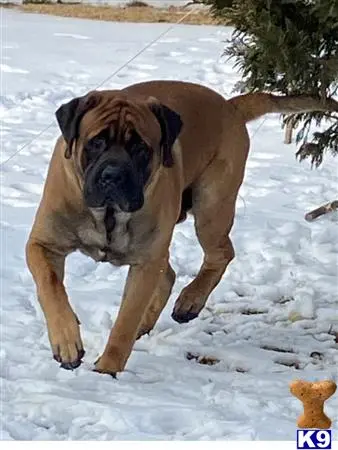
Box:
<box><xmin>229</xmin><ymin>92</ymin><xmax>338</xmax><ymax>123</ymax></box>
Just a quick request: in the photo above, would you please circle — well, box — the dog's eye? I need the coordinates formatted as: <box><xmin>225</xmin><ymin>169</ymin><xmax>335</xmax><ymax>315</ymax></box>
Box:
<box><xmin>134</xmin><ymin>142</ymin><xmax>152</xmax><ymax>168</ymax></box>
<box><xmin>90</xmin><ymin>136</ymin><xmax>106</xmax><ymax>151</ymax></box>
<box><xmin>129</xmin><ymin>138</ymin><xmax>148</xmax><ymax>154</ymax></box>
<box><xmin>86</xmin><ymin>134</ymin><xmax>107</xmax><ymax>159</ymax></box>
<box><xmin>126</xmin><ymin>133</ymin><xmax>151</xmax><ymax>168</ymax></box>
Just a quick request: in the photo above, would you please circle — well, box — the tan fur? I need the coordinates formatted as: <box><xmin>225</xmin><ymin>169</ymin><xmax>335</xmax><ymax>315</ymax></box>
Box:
<box><xmin>26</xmin><ymin>80</ymin><xmax>337</xmax><ymax>375</ymax></box>
<box><xmin>229</xmin><ymin>92</ymin><xmax>338</xmax><ymax>123</ymax></box>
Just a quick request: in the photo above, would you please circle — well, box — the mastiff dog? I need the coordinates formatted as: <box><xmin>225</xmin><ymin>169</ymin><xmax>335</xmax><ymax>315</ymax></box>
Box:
<box><xmin>26</xmin><ymin>80</ymin><xmax>337</xmax><ymax>375</ymax></box>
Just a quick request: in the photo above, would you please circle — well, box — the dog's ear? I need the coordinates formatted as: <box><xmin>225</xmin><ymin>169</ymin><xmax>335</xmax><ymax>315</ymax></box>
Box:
<box><xmin>55</xmin><ymin>93</ymin><xmax>98</xmax><ymax>159</ymax></box>
<box><xmin>149</xmin><ymin>102</ymin><xmax>183</xmax><ymax>167</ymax></box>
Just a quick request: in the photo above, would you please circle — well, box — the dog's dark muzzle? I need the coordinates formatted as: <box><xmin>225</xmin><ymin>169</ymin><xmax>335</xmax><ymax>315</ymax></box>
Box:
<box><xmin>84</xmin><ymin>161</ymin><xmax>144</xmax><ymax>212</ymax></box>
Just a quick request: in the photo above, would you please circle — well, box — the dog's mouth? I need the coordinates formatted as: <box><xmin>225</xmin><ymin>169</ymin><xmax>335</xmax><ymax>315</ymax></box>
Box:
<box><xmin>103</xmin><ymin>193</ymin><xmax>144</xmax><ymax>213</ymax></box>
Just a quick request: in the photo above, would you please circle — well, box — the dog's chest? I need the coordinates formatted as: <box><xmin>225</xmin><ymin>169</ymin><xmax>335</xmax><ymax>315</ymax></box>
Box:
<box><xmin>77</xmin><ymin>210</ymin><xmax>133</xmax><ymax>265</ymax></box>
<box><xmin>108</xmin><ymin>211</ymin><xmax>131</xmax><ymax>252</ymax></box>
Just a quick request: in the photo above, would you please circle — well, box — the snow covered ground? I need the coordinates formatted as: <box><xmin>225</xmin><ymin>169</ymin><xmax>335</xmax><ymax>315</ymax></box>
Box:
<box><xmin>1</xmin><ymin>8</ymin><xmax>337</xmax><ymax>441</ymax></box>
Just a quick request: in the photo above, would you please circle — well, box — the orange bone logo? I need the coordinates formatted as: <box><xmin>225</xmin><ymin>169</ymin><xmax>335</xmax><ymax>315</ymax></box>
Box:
<box><xmin>290</xmin><ymin>379</ymin><xmax>336</xmax><ymax>429</ymax></box>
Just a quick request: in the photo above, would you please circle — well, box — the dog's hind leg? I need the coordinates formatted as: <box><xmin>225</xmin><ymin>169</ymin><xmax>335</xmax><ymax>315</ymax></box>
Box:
<box><xmin>137</xmin><ymin>262</ymin><xmax>176</xmax><ymax>339</ymax></box>
<box><xmin>172</xmin><ymin>151</ymin><xmax>247</xmax><ymax>324</ymax></box>
<box><xmin>172</xmin><ymin>198</ymin><xmax>235</xmax><ymax>323</ymax></box>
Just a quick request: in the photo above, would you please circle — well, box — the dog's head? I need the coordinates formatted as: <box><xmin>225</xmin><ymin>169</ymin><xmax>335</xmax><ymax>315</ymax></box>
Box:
<box><xmin>55</xmin><ymin>90</ymin><xmax>182</xmax><ymax>212</ymax></box>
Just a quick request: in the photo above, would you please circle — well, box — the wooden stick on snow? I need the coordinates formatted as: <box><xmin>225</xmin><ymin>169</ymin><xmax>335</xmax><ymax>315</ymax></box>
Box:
<box><xmin>305</xmin><ymin>200</ymin><xmax>338</xmax><ymax>222</ymax></box>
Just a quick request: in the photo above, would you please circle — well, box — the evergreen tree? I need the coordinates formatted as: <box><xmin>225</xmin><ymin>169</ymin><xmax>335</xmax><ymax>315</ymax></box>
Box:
<box><xmin>204</xmin><ymin>0</ymin><xmax>234</xmax><ymax>12</ymax></box>
<box><xmin>207</xmin><ymin>0</ymin><xmax>338</xmax><ymax>167</ymax></box>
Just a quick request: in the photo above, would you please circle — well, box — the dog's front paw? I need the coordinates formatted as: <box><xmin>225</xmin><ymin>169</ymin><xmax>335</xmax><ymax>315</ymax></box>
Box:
<box><xmin>94</xmin><ymin>347</ymin><xmax>126</xmax><ymax>377</ymax></box>
<box><xmin>171</xmin><ymin>290</ymin><xmax>203</xmax><ymax>324</ymax></box>
<box><xmin>47</xmin><ymin>311</ymin><xmax>85</xmax><ymax>370</ymax></box>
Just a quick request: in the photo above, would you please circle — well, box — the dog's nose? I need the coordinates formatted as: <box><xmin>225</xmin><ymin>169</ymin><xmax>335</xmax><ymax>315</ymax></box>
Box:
<box><xmin>101</xmin><ymin>165</ymin><xmax>121</xmax><ymax>185</ymax></box>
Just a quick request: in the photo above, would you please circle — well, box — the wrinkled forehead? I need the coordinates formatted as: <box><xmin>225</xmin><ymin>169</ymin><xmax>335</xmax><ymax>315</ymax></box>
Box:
<box><xmin>79</xmin><ymin>94</ymin><xmax>161</xmax><ymax>147</ymax></box>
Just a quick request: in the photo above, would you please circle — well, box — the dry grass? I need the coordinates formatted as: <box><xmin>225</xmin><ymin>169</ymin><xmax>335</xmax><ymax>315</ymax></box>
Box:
<box><xmin>8</xmin><ymin>3</ymin><xmax>223</xmax><ymax>25</ymax></box>
<box><xmin>185</xmin><ymin>352</ymin><xmax>220</xmax><ymax>366</ymax></box>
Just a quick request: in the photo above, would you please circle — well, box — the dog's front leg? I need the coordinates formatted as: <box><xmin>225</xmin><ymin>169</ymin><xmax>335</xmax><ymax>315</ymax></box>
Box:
<box><xmin>26</xmin><ymin>240</ymin><xmax>84</xmax><ymax>369</ymax></box>
<box><xmin>94</xmin><ymin>256</ymin><xmax>169</xmax><ymax>376</ymax></box>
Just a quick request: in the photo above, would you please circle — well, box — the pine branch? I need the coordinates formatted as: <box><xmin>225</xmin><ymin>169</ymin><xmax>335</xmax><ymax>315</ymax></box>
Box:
<box><xmin>217</xmin><ymin>0</ymin><xmax>338</xmax><ymax>166</ymax></box>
